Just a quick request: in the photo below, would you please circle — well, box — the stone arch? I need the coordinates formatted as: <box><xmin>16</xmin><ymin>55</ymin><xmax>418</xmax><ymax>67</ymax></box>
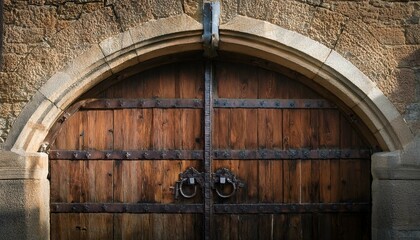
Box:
<box><xmin>5</xmin><ymin>14</ymin><xmax>412</xmax><ymax>154</ymax></box>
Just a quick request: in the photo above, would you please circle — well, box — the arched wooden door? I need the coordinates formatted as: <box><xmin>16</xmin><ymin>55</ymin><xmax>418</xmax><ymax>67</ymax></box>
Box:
<box><xmin>48</xmin><ymin>58</ymin><xmax>372</xmax><ymax>239</ymax></box>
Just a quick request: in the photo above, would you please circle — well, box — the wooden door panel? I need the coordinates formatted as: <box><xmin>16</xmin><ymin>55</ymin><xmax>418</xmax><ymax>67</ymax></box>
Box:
<box><xmin>51</xmin><ymin>213</ymin><xmax>113</xmax><ymax>240</ymax></box>
<box><xmin>114</xmin><ymin>214</ymin><xmax>203</xmax><ymax>240</ymax></box>
<box><xmin>113</xmin><ymin>160</ymin><xmax>203</xmax><ymax>204</ymax></box>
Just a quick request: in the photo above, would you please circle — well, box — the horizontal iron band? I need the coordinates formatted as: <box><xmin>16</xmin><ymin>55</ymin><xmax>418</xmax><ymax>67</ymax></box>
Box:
<box><xmin>213</xmin><ymin>149</ymin><xmax>372</xmax><ymax>160</ymax></box>
<box><xmin>81</xmin><ymin>99</ymin><xmax>203</xmax><ymax>109</ymax></box>
<box><xmin>213</xmin><ymin>203</ymin><xmax>371</xmax><ymax>214</ymax></box>
<box><xmin>79</xmin><ymin>98</ymin><xmax>335</xmax><ymax>110</ymax></box>
<box><xmin>49</xmin><ymin>149</ymin><xmax>371</xmax><ymax>160</ymax></box>
<box><xmin>50</xmin><ymin>203</ymin><xmax>203</xmax><ymax>213</ymax></box>
<box><xmin>214</xmin><ymin>98</ymin><xmax>336</xmax><ymax>109</ymax></box>
<box><xmin>50</xmin><ymin>203</ymin><xmax>370</xmax><ymax>214</ymax></box>
<box><xmin>49</xmin><ymin>150</ymin><xmax>203</xmax><ymax>160</ymax></box>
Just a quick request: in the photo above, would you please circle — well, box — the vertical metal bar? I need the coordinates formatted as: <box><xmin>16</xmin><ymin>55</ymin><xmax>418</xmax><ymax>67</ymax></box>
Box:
<box><xmin>203</xmin><ymin>60</ymin><xmax>213</xmax><ymax>240</ymax></box>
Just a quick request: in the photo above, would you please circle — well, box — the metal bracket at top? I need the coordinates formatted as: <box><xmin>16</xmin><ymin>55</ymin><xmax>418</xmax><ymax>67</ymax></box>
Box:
<box><xmin>202</xmin><ymin>1</ymin><xmax>220</xmax><ymax>58</ymax></box>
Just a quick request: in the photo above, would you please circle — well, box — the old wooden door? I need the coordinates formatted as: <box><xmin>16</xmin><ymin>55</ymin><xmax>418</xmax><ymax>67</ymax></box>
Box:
<box><xmin>48</xmin><ymin>59</ymin><xmax>372</xmax><ymax>239</ymax></box>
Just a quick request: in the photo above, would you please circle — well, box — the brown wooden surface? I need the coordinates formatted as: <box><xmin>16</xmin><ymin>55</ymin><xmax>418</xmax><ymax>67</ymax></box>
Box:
<box><xmin>50</xmin><ymin>60</ymin><xmax>372</xmax><ymax>239</ymax></box>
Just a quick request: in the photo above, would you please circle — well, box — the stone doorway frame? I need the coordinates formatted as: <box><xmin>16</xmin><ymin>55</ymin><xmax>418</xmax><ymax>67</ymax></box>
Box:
<box><xmin>1</xmin><ymin>15</ymin><xmax>414</xmax><ymax>239</ymax></box>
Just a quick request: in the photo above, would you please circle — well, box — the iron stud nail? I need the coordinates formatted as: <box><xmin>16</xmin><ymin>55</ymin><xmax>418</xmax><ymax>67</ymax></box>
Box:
<box><xmin>125</xmin><ymin>152</ymin><xmax>131</xmax><ymax>159</ymax></box>
<box><xmin>106</xmin><ymin>153</ymin><xmax>111</xmax><ymax>159</ymax></box>
<box><xmin>275</xmin><ymin>101</ymin><xmax>280</xmax><ymax>107</ymax></box>
<box><xmin>176</xmin><ymin>151</ymin><xmax>182</xmax><ymax>159</ymax></box>
<box><xmin>318</xmin><ymin>101</ymin><xmax>324</xmax><ymax>107</ymax></box>
<box><xmin>56</xmin><ymin>152</ymin><xmax>61</xmax><ymax>158</ymax></box>
<box><xmin>72</xmin><ymin>206</ymin><xmax>77</xmax><ymax>211</ymax></box>
<box><xmin>86</xmin><ymin>152</ymin><xmax>91</xmax><ymax>159</ymax></box>
<box><xmin>345</xmin><ymin>151</ymin><xmax>351</xmax><ymax>158</ymax></box>
<box><xmin>73</xmin><ymin>152</ymin><xmax>78</xmax><ymax>158</ymax></box>
<box><xmin>144</xmin><ymin>152</ymin><xmax>149</xmax><ymax>158</ymax></box>
<box><xmin>260</xmin><ymin>100</ymin><xmax>265</xmax><ymax>106</ymax></box>
<box><xmin>289</xmin><ymin>101</ymin><xmax>295</xmax><ymax>107</ymax></box>
<box><xmin>156</xmin><ymin>100</ymin><xmax>161</xmax><ymax>107</ymax></box>
<box><xmin>138</xmin><ymin>100</ymin><xmax>144</xmax><ymax>107</ymax></box>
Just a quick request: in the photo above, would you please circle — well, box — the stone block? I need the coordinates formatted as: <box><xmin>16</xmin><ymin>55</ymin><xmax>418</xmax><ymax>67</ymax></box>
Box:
<box><xmin>367</xmin><ymin>25</ymin><xmax>406</xmax><ymax>45</ymax></box>
<box><xmin>406</xmin><ymin>25</ymin><xmax>420</xmax><ymax>44</ymax></box>
<box><xmin>0</xmin><ymin>179</ymin><xmax>49</xmax><ymax>240</ymax></box>
<box><xmin>323</xmin><ymin>50</ymin><xmax>377</xmax><ymax>97</ymax></box>
<box><xmin>372</xmin><ymin>179</ymin><xmax>420</xmax><ymax>240</ymax></box>
<box><xmin>307</xmin><ymin>8</ymin><xmax>348</xmax><ymax>49</ymax></box>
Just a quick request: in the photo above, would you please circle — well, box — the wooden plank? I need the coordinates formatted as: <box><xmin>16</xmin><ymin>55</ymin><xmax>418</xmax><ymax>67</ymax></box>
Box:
<box><xmin>178</xmin><ymin>61</ymin><xmax>204</xmax><ymax>99</ymax></box>
<box><xmin>273</xmin><ymin>214</ymin><xmax>288</xmax><ymax>239</ymax></box>
<box><xmin>258</xmin><ymin>214</ymin><xmax>273</xmax><ymax>239</ymax></box>
<box><xmin>82</xmin><ymin>110</ymin><xmax>114</xmax><ymax>150</ymax></box>
<box><xmin>51</xmin><ymin>213</ymin><xmax>113</xmax><ymax>240</ymax></box>
<box><xmin>83</xmin><ymin>160</ymin><xmax>113</xmax><ymax>202</ymax></box>
<box><xmin>113</xmin><ymin>214</ymin><xmax>151</xmax><ymax>240</ymax></box>
<box><xmin>319</xmin><ymin>110</ymin><xmax>340</xmax><ymax>203</ymax></box>
<box><xmin>53</xmin><ymin>111</ymin><xmax>82</xmax><ymax>150</ymax></box>
<box><xmin>113</xmin><ymin>108</ymin><xmax>152</xmax><ymax>150</ymax></box>
<box><xmin>257</xmin><ymin>109</ymin><xmax>283</xmax><ymax>203</ymax></box>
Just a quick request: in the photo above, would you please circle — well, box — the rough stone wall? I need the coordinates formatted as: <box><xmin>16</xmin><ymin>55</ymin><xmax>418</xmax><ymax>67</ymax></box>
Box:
<box><xmin>0</xmin><ymin>0</ymin><xmax>419</xmax><ymax>145</ymax></box>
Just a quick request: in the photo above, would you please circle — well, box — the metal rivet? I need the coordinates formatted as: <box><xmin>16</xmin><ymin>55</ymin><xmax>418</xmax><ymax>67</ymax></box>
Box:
<box><xmin>289</xmin><ymin>101</ymin><xmax>295</xmax><ymax>107</ymax></box>
<box><xmin>73</xmin><ymin>152</ymin><xmax>78</xmax><ymax>158</ymax></box>
<box><xmin>345</xmin><ymin>151</ymin><xmax>351</xmax><ymax>158</ymax></box>
<box><xmin>105</xmin><ymin>153</ymin><xmax>111</xmax><ymax>159</ymax></box>
<box><xmin>125</xmin><ymin>152</ymin><xmax>131</xmax><ymax>159</ymax></box>
<box><xmin>223</xmin><ymin>151</ymin><xmax>230</xmax><ymax>158</ymax></box>
<box><xmin>176</xmin><ymin>151</ymin><xmax>182</xmax><ymax>159</ymax></box>
<box><xmin>86</xmin><ymin>152</ymin><xmax>91</xmax><ymax>159</ymax></box>
<box><xmin>275</xmin><ymin>101</ymin><xmax>280</xmax><ymax>107</ymax></box>
<box><xmin>239</xmin><ymin>151</ymin><xmax>246</xmax><ymax>159</ymax></box>
<box><xmin>320</xmin><ymin>150</ymin><xmax>328</xmax><ymax>159</ymax></box>
<box><xmin>156</xmin><ymin>100</ymin><xmax>161</xmax><ymax>107</ymax></box>
<box><xmin>260</xmin><ymin>100</ymin><xmax>265</xmax><ymax>106</ymax></box>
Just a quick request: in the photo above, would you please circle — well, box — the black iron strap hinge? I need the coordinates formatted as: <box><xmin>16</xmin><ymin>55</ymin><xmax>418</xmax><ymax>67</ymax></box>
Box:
<box><xmin>202</xmin><ymin>1</ymin><xmax>220</xmax><ymax>58</ymax></box>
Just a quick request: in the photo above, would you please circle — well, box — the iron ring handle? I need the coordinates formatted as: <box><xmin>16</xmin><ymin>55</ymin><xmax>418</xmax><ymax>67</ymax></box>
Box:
<box><xmin>215</xmin><ymin>178</ymin><xmax>236</xmax><ymax>198</ymax></box>
<box><xmin>179</xmin><ymin>178</ymin><xmax>198</xmax><ymax>199</ymax></box>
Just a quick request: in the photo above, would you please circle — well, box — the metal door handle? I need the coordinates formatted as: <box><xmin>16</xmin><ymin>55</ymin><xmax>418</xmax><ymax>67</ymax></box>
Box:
<box><xmin>173</xmin><ymin>167</ymin><xmax>244</xmax><ymax>199</ymax></box>
<box><xmin>212</xmin><ymin>168</ymin><xmax>244</xmax><ymax>198</ymax></box>
<box><xmin>174</xmin><ymin>167</ymin><xmax>204</xmax><ymax>199</ymax></box>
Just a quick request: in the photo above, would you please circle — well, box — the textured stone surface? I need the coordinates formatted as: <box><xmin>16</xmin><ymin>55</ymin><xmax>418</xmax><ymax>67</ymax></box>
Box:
<box><xmin>372</xmin><ymin>179</ymin><xmax>420</xmax><ymax>240</ymax></box>
<box><xmin>0</xmin><ymin>179</ymin><xmax>49</xmax><ymax>240</ymax></box>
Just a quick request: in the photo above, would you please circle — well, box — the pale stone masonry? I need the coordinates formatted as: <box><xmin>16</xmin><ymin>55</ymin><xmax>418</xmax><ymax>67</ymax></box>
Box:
<box><xmin>0</xmin><ymin>1</ymin><xmax>419</xmax><ymax>239</ymax></box>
